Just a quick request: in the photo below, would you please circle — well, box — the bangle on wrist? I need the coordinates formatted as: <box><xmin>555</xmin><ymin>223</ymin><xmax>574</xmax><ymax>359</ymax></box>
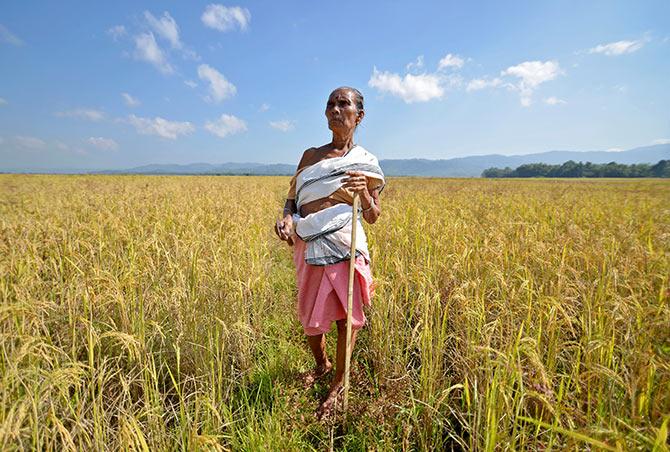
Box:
<box><xmin>362</xmin><ymin>199</ymin><xmax>375</xmax><ymax>213</ymax></box>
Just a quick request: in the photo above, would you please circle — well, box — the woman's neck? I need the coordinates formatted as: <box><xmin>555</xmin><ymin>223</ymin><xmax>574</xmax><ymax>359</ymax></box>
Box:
<box><xmin>331</xmin><ymin>133</ymin><xmax>355</xmax><ymax>152</ymax></box>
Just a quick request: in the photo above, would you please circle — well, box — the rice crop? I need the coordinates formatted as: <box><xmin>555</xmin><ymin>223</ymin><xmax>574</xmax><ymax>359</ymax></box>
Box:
<box><xmin>0</xmin><ymin>174</ymin><xmax>668</xmax><ymax>450</ymax></box>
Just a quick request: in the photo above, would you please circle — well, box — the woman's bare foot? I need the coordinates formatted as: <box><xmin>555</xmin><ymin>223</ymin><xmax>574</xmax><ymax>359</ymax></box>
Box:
<box><xmin>299</xmin><ymin>361</ymin><xmax>333</xmax><ymax>388</ymax></box>
<box><xmin>315</xmin><ymin>383</ymin><xmax>344</xmax><ymax>421</ymax></box>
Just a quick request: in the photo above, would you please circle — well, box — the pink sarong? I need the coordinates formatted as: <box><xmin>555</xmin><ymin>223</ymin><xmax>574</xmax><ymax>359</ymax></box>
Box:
<box><xmin>293</xmin><ymin>236</ymin><xmax>374</xmax><ymax>336</ymax></box>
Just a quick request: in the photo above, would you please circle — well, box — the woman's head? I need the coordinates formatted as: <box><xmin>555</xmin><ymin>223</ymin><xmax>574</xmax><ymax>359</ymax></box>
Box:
<box><xmin>326</xmin><ymin>87</ymin><xmax>365</xmax><ymax>134</ymax></box>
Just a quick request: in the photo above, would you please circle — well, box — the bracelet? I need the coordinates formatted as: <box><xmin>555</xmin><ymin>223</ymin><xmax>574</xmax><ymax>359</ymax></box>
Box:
<box><xmin>362</xmin><ymin>199</ymin><xmax>375</xmax><ymax>213</ymax></box>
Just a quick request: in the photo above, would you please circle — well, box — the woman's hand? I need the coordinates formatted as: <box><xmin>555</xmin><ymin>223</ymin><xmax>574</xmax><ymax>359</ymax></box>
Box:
<box><xmin>275</xmin><ymin>214</ymin><xmax>294</xmax><ymax>244</ymax></box>
<box><xmin>344</xmin><ymin>171</ymin><xmax>381</xmax><ymax>224</ymax></box>
<box><xmin>343</xmin><ymin>171</ymin><xmax>372</xmax><ymax>204</ymax></box>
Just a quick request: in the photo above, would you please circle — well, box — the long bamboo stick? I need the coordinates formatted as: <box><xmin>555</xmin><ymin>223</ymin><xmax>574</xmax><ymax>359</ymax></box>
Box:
<box><xmin>343</xmin><ymin>193</ymin><xmax>360</xmax><ymax>413</ymax></box>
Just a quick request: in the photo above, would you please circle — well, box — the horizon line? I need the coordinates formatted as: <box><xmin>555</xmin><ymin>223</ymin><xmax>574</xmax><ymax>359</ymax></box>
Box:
<box><xmin>1</xmin><ymin>143</ymin><xmax>667</xmax><ymax>174</ymax></box>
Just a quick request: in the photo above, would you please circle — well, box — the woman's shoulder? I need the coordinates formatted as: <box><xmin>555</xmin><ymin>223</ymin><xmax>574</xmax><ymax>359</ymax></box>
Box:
<box><xmin>297</xmin><ymin>146</ymin><xmax>325</xmax><ymax>170</ymax></box>
<box><xmin>298</xmin><ymin>148</ymin><xmax>317</xmax><ymax>170</ymax></box>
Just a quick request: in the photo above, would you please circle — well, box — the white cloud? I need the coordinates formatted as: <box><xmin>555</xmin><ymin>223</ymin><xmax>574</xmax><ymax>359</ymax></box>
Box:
<box><xmin>126</xmin><ymin>114</ymin><xmax>194</xmax><ymax>139</ymax></box>
<box><xmin>202</xmin><ymin>5</ymin><xmax>251</xmax><ymax>32</ymax></box>
<box><xmin>144</xmin><ymin>11</ymin><xmax>181</xmax><ymax>49</ymax></box>
<box><xmin>259</xmin><ymin>103</ymin><xmax>270</xmax><ymax>112</ymax></box>
<box><xmin>15</xmin><ymin>135</ymin><xmax>46</xmax><ymax>149</ymax></box>
<box><xmin>87</xmin><ymin>137</ymin><xmax>119</xmax><ymax>151</ymax></box>
<box><xmin>368</xmin><ymin>67</ymin><xmax>444</xmax><ymax>103</ymax></box>
<box><xmin>544</xmin><ymin>96</ymin><xmax>567</xmax><ymax>105</ymax></box>
<box><xmin>56</xmin><ymin>108</ymin><xmax>105</xmax><ymax>121</ymax></box>
<box><xmin>606</xmin><ymin>147</ymin><xmax>624</xmax><ymax>152</ymax></box>
<box><xmin>107</xmin><ymin>25</ymin><xmax>126</xmax><ymax>41</ymax></box>
<box><xmin>184</xmin><ymin>80</ymin><xmax>198</xmax><ymax>88</ymax></box>
<box><xmin>588</xmin><ymin>38</ymin><xmax>646</xmax><ymax>56</ymax></box>
<box><xmin>406</xmin><ymin>55</ymin><xmax>424</xmax><ymax>73</ymax></box>
<box><xmin>0</xmin><ymin>97</ymin><xmax>7</xmax><ymax>105</ymax></box>
<box><xmin>443</xmin><ymin>73</ymin><xmax>464</xmax><ymax>90</ymax></box>
<box><xmin>518</xmin><ymin>97</ymin><xmax>530</xmax><ymax>107</ymax></box>
<box><xmin>197</xmin><ymin>64</ymin><xmax>236</xmax><ymax>102</ymax></box>
<box><xmin>652</xmin><ymin>138</ymin><xmax>670</xmax><ymax>145</ymax></box>
<box><xmin>466</xmin><ymin>77</ymin><xmax>502</xmax><ymax>92</ymax></box>
<box><xmin>121</xmin><ymin>92</ymin><xmax>140</xmax><ymax>107</ymax></box>
<box><xmin>269</xmin><ymin>120</ymin><xmax>295</xmax><ymax>132</ymax></box>
<box><xmin>54</xmin><ymin>141</ymin><xmax>87</xmax><ymax>155</ymax></box>
<box><xmin>141</xmin><ymin>11</ymin><xmax>199</xmax><ymax>60</ymax></box>
<box><xmin>204</xmin><ymin>114</ymin><xmax>247</xmax><ymax>138</ymax></box>
<box><xmin>0</xmin><ymin>24</ymin><xmax>24</xmax><ymax>46</ymax></box>
<box><xmin>503</xmin><ymin>60</ymin><xmax>562</xmax><ymax>88</ymax></box>
<box><xmin>438</xmin><ymin>53</ymin><xmax>464</xmax><ymax>70</ymax></box>
<box><xmin>134</xmin><ymin>32</ymin><xmax>173</xmax><ymax>74</ymax></box>
<box><xmin>502</xmin><ymin>60</ymin><xmax>562</xmax><ymax>106</ymax></box>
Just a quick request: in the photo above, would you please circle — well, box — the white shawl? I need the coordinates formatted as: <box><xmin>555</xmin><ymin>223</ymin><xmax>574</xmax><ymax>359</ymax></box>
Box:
<box><xmin>295</xmin><ymin>145</ymin><xmax>385</xmax><ymax>209</ymax></box>
<box><xmin>293</xmin><ymin>145</ymin><xmax>385</xmax><ymax>265</ymax></box>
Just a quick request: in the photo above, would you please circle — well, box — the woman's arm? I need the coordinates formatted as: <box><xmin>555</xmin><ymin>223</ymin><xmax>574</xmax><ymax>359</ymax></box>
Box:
<box><xmin>275</xmin><ymin>149</ymin><xmax>315</xmax><ymax>242</ymax></box>
<box><xmin>275</xmin><ymin>199</ymin><xmax>295</xmax><ymax>244</ymax></box>
<box><xmin>283</xmin><ymin>198</ymin><xmax>297</xmax><ymax>217</ymax></box>
<box><xmin>361</xmin><ymin>188</ymin><xmax>381</xmax><ymax>224</ymax></box>
<box><xmin>343</xmin><ymin>171</ymin><xmax>382</xmax><ymax>224</ymax></box>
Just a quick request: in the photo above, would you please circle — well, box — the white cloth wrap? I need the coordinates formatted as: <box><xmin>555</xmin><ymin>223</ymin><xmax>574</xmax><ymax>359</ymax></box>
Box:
<box><xmin>294</xmin><ymin>204</ymin><xmax>369</xmax><ymax>265</ymax></box>
<box><xmin>295</xmin><ymin>145</ymin><xmax>385</xmax><ymax>210</ymax></box>
<box><xmin>293</xmin><ymin>145</ymin><xmax>385</xmax><ymax>265</ymax></box>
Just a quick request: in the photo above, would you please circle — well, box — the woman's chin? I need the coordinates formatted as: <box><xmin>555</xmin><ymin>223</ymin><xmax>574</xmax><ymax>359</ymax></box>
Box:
<box><xmin>328</xmin><ymin>122</ymin><xmax>351</xmax><ymax>133</ymax></box>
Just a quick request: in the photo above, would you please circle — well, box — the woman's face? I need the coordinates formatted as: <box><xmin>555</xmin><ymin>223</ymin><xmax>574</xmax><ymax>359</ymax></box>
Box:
<box><xmin>325</xmin><ymin>89</ymin><xmax>361</xmax><ymax>134</ymax></box>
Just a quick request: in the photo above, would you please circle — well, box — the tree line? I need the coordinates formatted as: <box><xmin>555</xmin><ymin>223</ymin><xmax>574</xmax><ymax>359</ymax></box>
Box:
<box><xmin>482</xmin><ymin>159</ymin><xmax>670</xmax><ymax>178</ymax></box>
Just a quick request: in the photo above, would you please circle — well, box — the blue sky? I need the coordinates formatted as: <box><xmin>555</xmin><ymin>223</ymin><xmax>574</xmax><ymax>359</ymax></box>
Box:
<box><xmin>1</xmin><ymin>1</ymin><xmax>669</xmax><ymax>170</ymax></box>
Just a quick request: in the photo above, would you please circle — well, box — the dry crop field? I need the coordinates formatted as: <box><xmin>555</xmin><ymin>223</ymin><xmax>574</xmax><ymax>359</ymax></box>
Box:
<box><xmin>0</xmin><ymin>174</ymin><xmax>668</xmax><ymax>450</ymax></box>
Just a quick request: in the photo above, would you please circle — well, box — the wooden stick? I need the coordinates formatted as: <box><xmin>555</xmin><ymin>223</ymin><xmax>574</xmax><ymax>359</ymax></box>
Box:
<box><xmin>343</xmin><ymin>193</ymin><xmax>360</xmax><ymax>413</ymax></box>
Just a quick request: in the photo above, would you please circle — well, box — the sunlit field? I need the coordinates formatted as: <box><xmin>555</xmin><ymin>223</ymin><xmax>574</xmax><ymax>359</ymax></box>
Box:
<box><xmin>1</xmin><ymin>175</ymin><xmax>668</xmax><ymax>450</ymax></box>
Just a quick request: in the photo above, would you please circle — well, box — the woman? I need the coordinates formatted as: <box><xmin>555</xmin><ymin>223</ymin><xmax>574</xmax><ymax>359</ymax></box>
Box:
<box><xmin>274</xmin><ymin>87</ymin><xmax>385</xmax><ymax>418</ymax></box>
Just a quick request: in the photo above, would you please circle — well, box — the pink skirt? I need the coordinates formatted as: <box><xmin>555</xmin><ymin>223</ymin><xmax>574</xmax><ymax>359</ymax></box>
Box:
<box><xmin>293</xmin><ymin>237</ymin><xmax>374</xmax><ymax>336</ymax></box>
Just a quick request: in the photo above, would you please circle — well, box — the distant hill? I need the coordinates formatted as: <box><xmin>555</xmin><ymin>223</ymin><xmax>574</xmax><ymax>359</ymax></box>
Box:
<box><xmin>4</xmin><ymin>143</ymin><xmax>668</xmax><ymax>177</ymax></box>
<box><xmin>380</xmin><ymin>144</ymin><xmax>670</xmax><ymax>177</ymax></box>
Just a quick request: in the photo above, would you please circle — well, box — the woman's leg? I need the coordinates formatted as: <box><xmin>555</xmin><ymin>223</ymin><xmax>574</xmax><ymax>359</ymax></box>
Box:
<box><xmin>316</xmin><ymin>320</ymin><xmax>357</xmax><ymax>418</ymax></box>
<box><xmin>306</xmin><ymin>334</ymin><xmax>332</xmax><ymax>374</ymax></box>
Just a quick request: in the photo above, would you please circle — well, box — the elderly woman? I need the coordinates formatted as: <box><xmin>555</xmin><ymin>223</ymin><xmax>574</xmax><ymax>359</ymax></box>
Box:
<box><xmin>275</xmin><ymin>87</ymin><xmax>385</xmax><ymax>417</ymax></box>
